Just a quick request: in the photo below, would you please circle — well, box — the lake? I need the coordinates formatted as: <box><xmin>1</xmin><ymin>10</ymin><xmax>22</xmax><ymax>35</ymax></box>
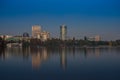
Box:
<box><xmin>0</xmin><ymin>47</ymin><xmax>120</xmax><ymax>80</ymax></box>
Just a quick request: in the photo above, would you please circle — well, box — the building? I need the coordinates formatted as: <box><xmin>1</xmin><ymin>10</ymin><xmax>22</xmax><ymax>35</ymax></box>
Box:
<box><xmin>88</xmin><ymin>37</ymin><xmax>95</xmax><ymax>41</ymax></box>
<box><xmin>23</xmin><ymin>32</ymin><xmax>29</xmax><ymax>37</ymax></box>
<box><xmin>87</xmin><ymin>35</ymin><xmax>101</xmax><ymax>41</ymax></box>
<box><xmin>95</xmin><ymin>35</ymin><xmax>101</xmax><ymax>41</ymax></box>
<box><xmin>32</xmin><ymin>25</ymin><xmax>41</xmax><ymax>39</ymax></box>
<box><xmin>22</xmin><ymin>32</ymin><xmax>30</xmax><ymax>42</ymax></box>
<box><xmin>32</xmin><ymin>25</ymin><xmax>50</xmax><ymax>41</ymax></box>
<box><xmin>41</xmin><ymin>31</ymin><xmax>50</xmax><ymax>41</ymax></box>
<box><xmin>60</xmin><ymin>25</ymin><xmax>67</xmax><ymax>40</ymax></box>
<box><xmin>0</xmin><ymin>35</ymin><xmax>12</xmax><ymax>40</ymax></box>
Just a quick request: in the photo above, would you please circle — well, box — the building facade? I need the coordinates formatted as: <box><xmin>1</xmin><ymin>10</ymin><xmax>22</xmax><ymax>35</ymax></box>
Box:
<box><xmin>60</xmin><ymin>25</ymin><xmax>67</xmax><ymax>41</ymax></box>
<box><xmin>0</xmin><ymin>35</ymin><xmax>12</xmax><ymax>40</ymax></box>
<box><xmin>32</xmin><ymin>25</ymin><xmax>50</xmax><ymax>41</ymax></box>
<box><xmin>32</xmin><ymin>25</ymin><xmax>41</xmax><ymax>39</ymax></box>
<box><xmin>87</xmin><ymin>35</ymin><xmax>101</xmax><ymax>41</ymax></box>
<box><xmin>41</xmin><ymin>31</ymin><xmax>50</xmax><ymax>41</ymax></box>
<box><xmin>95</xmin><ymin>35</ymin><xmax>101</xmax><ymax>41</ymax></box>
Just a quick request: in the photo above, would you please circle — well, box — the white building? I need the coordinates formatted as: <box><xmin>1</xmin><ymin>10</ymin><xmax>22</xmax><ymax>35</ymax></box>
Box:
<box><xmin>41</xmin><ymin>31</ymin><xmax>50</xmax><ymax>41</ymax></box>
<box><xmin>32</xmin><ymin>25</ymin><xmax>50</xmax><ymax>41</ymax></box>
<box><xmin>88</xmin><ymin>35</ymin><xmax>101</xmax><ymax>41</ymax></box>
<box><xmin>32</xmin><ymin>25</ymin><xmax>41</xmax><ymax>38</ymax></box>
<box><xmin>60</xmin><ymin>25</ymin><xmax>67</xmax><ymax>41</ymax></box>
<box><xmin>95</xmin><ymin>35</ymin><xmax>101</xmax><ymax>41</ymax></box>
<box><xmin>0</xmin><ymin>35</ymin><xmax>12</xmax><ymax>40</ymax></box>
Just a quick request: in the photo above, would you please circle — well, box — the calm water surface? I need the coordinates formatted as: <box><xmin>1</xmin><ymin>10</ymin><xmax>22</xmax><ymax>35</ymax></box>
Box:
<box><xmin>0</xmin><ymin>47</ymin><xmax>120</xmax><ymax>80</ymax></box>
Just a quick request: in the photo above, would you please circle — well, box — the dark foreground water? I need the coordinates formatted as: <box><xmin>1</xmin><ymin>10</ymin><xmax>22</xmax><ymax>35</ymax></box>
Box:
<box><xmin>0</xmin><ymin>47</ymin><xmax>120</xmax><ymax>80</ymax></box>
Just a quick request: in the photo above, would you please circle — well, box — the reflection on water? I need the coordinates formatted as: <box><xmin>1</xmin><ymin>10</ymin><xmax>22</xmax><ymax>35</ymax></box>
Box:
<box><xmin>0</xmin><ymin>47</ymin><xmax>120</xmax><ymax>70</ymax></box>
<box><xmin>60</xmin><ymin>48</ymin><xmax>67</xmax><ymax>70</ymax></box>
<box><xmin>0</xmin><ymin>47</ymin><xmax>5</xmax><ymax>60</ymax></box>
<box><xmin>31</xmin><ymin>47</ymin><xmax>48</xmax><ymax>69</ymax></box>
<box><xmin>0</xmin><ymin>47</ymin><xmax>120</xmax><ymax>79</ymax></box>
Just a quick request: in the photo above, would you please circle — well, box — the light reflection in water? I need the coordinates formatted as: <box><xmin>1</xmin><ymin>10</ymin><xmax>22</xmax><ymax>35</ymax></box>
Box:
<box><xmin>31</xmin><ymin>47</ymin><xmax>48</xmax><ymax>69</ymax></box>
<box><xmin>0</xmin><ymin>47</ymin><xmax>120</xmax><ymax>70</ymax></box>
<box><xmin>60</xmin><ymin>48</ymin><xmax>67</xmax><ymax>70</ymax></box>
<box><xmin>0</xmin><ymin>47</ymin><xmax>120</xmax><ymax>80</ymax></box>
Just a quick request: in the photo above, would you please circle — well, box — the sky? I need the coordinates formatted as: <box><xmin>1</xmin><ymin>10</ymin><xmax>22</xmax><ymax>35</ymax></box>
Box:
<box><xmin>0</xmin><ymin>0</ymin><xmax>120</xmax><ymax>40</ymax></box>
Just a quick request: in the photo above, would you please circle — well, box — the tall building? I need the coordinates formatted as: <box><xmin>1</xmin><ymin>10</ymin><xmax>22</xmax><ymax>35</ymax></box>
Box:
<box><xmin>32</xmin><ymin>25</ymin><xmax>41</xmax><ymax>38</ymax></box>
<box><xmin>95</xmin><ymin>35</ymin><xmax>101</xmax><ymax>41</ymax></box>
<box><xmin>60</xmin><ymin>25</ymin><xmax>67</xmax><ymax>40</ymax></box>
<box><xmin>32</xmin><ymin>25</ymin><xmax>50</xmax><ymax>41</ymax></box>
<box><xmin>41</xmin><ymin>31</ymin><xmax>50</xmax><ymax>41</ymax></box>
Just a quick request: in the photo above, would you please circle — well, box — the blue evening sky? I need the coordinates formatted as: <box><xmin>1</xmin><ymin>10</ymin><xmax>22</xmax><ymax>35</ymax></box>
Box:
<box><xmin>0</xmin><ymin>0</ymin><xmax>120</xmax><ymax>40</ymax></box>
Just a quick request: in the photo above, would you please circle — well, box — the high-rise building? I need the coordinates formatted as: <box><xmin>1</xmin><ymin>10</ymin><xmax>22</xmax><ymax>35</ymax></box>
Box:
<box><xmin>41</xmin><ymin>31</ymin><xmax>50</xmax><ymax>41</ymax></box>
<box><xmin>60</xmin><ymin>25</ymin><xmax>67</xmax><ymax>40</ymax></box>
<box><xmin>32</xmin><ymin>25</ymin><xmax>41</xmax><ymax>39</ymax></box>
<box><xmin>32</xmin><ymin>25</ymin><xmax>50</xmax><ymax>41</ymax></box>
<box><xmin>95</xmin><ymin>35</ymin><xmax>101</xmax><ymax>41</ymax></box>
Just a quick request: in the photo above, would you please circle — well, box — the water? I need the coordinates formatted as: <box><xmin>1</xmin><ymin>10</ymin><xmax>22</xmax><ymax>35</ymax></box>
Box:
<box><xmin>0</xmin><ymin>47</ymin><xmax>120</xmax><ymax>80</ymax></box>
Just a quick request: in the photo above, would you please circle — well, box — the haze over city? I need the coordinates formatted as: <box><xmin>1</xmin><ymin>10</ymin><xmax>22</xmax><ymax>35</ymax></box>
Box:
<box><xmin>0</xmin><ymin>0</ymin><xmax>120</xmax><ymax>40</ymax></box>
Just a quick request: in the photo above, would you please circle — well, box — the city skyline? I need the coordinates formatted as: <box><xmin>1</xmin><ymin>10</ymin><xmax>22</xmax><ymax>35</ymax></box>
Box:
<box><xmin>0</xmin><ymin>0</ymin><xmax>120</xmax><ymax>40</ymax></box>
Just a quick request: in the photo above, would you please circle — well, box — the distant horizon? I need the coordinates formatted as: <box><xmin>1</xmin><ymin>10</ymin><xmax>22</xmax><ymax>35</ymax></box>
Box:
<box><xmin>0</xmin><ymin>0</ymin><xmax>120</xmax><ymax>41</ymax></box>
